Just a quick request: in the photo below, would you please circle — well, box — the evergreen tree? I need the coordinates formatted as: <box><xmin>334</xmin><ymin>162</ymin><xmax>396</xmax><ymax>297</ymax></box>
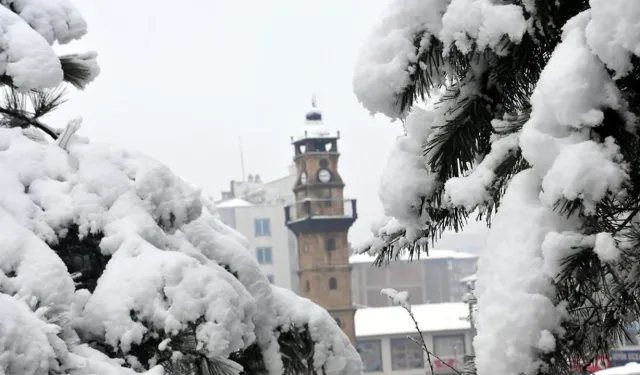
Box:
<box><xmin>0</xmin><ymin>2</ymin><xmax>363</xmax><ymax>375</ymax></box>
<box><xmin>354</xmin><ymin>1</ymin><xmax>640</xmax><ymax>375</ymax></box>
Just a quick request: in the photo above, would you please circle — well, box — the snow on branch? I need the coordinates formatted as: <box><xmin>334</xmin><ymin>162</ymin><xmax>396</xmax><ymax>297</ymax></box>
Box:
<box><xmin>0</xmin><ymin>128</ymin><xmax>363</xmax><ymax>375</ymax></box>
<box><xmin>0</xmin><ymin>5</ymin><xmax>63</xmax><ymax>90</ymax></box>
<box><xmin>2</xmin><ymin>0</ymin><xmax>88</xmax><ymax>44</ymax></box>
<box><xmin>353</xmin><ymin>0</ymin><xmax>449</xmax><ymax>119</ymax></box>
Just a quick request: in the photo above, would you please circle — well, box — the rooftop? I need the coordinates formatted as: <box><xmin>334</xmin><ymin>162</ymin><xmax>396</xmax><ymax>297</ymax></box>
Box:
<box><xmin>349</xmin><ymin>249</ymin><xmax>477</xmax><ymax>264</ymax></box>
<box><xmin>355</xmin><ymin>302</ymin><xmax>470</xmax><ymax>338</ymax></box>
<box><xmin>460</xmin><ymin>274</ymin><xmax>477</xmax><ymax>283</ymax></box>
<box><xmin>216</xmin><ymin>198</ymin><xmax>253</xmax><ymax>208</ymax></box>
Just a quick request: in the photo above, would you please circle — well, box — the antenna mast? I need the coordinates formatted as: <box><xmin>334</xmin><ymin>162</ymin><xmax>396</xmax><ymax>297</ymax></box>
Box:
<box><xmin>239</xmin><ymin>136</ymin><xmax>246</xmax><ymax>183</ymax></box>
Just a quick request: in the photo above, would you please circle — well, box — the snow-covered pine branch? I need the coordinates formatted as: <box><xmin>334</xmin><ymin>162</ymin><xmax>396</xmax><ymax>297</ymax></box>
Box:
<box><xmin>0</xmin><ymin>127</ymin><xmax>363</xmax><ymax>375</ymax></box>
<box><xmin>354</xmin><ymin>2</ymin><xmax>640</xmax><ymax>375</ymax></box>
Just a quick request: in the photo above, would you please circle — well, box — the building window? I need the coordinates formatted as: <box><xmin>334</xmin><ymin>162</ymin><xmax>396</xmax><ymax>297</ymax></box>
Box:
<box><xmin>267</xmin><ymin>274</ymin><xmax>275</xmax><ymax>284</ymax></box>
<box><xmin>433</xmin><ymin>334</ymin><xmax>465</xmax><ymax>358</ymax></box>
<box><xmin>357</xmin><ymin>340</ymin><xmax>383</xmax><ymax>373</ymax></box>
<box><xmin>254</xmin><ymin>218</ymin><xmax>271</xmax><ymax>237</ymax></box>
<box><xmin>305</xmin><ymin>280</ymin><xmax>310</xmax><ymax>292</ymax></box>
<box><xmin>329</xmin><ymin>277</ymin><xmax>337</xmax><ymax>290</ymax></box>
<box><xmin>256</xmin><ymin>247</ymin><xmax>273</xmax><ymax>264</ymax></box>
<box><xmin>334</xmin><ymin>317</ymin><xmax>342</xmax><ymax>327</ymax></box>
<box><xmin>390</xmin><ymin>337</ymin><xmax>424</xmax><ymax>370</ymax></box>
<box><xmin>303</xmin><ymin>243</ymin><xmax>309</xmax><ymax>252</ymax></box>
<box><xmin>326</xmin><ymin>238</ymin><xmax>336</xmax><ymax>251</ymax></box>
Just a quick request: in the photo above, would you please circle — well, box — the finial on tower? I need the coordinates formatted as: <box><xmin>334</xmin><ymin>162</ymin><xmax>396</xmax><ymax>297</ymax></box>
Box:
<box><xmin>306</xmin><ymin>93</ymin><xmax>322</xmax><ymax>122</ymax></box>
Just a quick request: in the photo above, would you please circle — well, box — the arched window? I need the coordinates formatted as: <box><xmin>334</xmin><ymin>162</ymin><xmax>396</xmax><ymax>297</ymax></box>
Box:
<box><xmin>326</xmin><ymin>238</ymin><xmax>336</xmax><ymax>251</ymax></box>
<box><xmin>305</xmin><ymin>280</ymin><xmax>311</xmax><ymax>293</ymax></box>
<box><xmin>329</xmin><ymin>277</ymin><xmax>337</xmax><ymax>290</ymax></box>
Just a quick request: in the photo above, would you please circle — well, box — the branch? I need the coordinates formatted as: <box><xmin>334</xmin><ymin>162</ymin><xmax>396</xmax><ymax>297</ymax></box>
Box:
<box><xmin>403</xmin><ymin>305</ymin><xmax>464</xmax><ymax>375</ymax></box>
<box><xmin>0</xmin><ymin>106</ymin><xmax>58</xmax><ymax>140</ymax></box>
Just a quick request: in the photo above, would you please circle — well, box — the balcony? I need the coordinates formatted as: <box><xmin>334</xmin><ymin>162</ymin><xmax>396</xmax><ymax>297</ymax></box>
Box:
<box><xmin>284</xmin><ymin>199</ymin><xmax>357</xmax><ymax>234</ymax></box>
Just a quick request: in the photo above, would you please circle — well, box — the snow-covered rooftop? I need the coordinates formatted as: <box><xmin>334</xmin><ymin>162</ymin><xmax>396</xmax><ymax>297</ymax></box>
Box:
<box><xmin>596</xmin><ymin>362</ymin><xmax>640</xmax><ymax>375</ymax></box>
<box><xmin>460</xmin><ymin>274</ymin><xmax>477</xmax><ymax>283</ymax></box>
<box><xmin>292</xmin><ymin>106</ymin><xmax>339</xmax><ymax>141</ymax></box>
<box><xmin>355</xmin><ymin>303</ymin><xmax>470</xmax><ymax>338</ymax></box>
<box><xmin>216</xmin><ymin>198</ymin><xmax>254</xmax><ymax>208</ymax></box>
<box><xmin>349</xmin><ymin>249</ymin><xmax>477</xmax><ymax>264</ymax></box>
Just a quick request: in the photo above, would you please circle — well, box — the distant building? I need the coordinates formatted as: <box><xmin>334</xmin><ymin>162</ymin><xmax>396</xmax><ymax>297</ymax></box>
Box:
<box><xmin>215</xmin><ymin>171</ymin><xmax>299</xmax><ymax>292</ymax></box>
<box><xmin>350</xmin><ymin>250</ymin><xmax>478</xmax><ymax>307</ymax></box>
<box><xmin>355</xmin><ymin>302</ymin><xmax>472</xmax><ymax>374</ymax></box>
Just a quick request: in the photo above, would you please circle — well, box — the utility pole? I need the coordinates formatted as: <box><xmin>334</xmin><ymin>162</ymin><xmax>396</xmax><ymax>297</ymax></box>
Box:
<box><xmin>461</xmin><ymin>282</ymin><xmax>477</xmax><ymax>355</ymax></box>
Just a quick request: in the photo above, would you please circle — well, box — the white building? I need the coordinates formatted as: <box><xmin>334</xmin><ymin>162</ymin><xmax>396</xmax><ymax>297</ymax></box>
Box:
<box><xmin>350</xmin><ymin>250</ymin><xmax>478</xmax><ymax>307</ymax></box>
<box><xmin>355</xmin><ymin>302</ymin><xmax>473</xmax><ymax>374</ymax></box>
<box><xmin>215</xmin><ymin>170</ymin><xmax>299</xmax><ymax>292</ymax></box>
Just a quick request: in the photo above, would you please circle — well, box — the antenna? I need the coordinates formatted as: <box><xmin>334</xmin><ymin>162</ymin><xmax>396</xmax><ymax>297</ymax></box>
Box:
<box><xmin>311</xmin><ymin>93</ymin><xmax>317</xmax><ymax>108</ymax></box>
<box><xmin>239</xmin><ymin>136</ymin><xmax>246</xmax><ymax>183</ymax></box>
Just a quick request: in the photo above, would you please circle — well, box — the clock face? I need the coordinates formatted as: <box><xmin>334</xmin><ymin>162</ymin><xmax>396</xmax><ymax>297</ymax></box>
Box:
<box><xmin>318</xmin><ymin>169</ymin><xmax>331</xmax><ymax>183</ymax></box>
<box><xmin>300</xmin><ymin>172</ymin><xmax>308</xmax><ymax>185</ymax></box>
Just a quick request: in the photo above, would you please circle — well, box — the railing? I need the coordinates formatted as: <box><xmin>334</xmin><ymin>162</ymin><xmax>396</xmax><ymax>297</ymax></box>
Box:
<box><xmin>285</xmin><ymin>199</ymin><xmax>357</xmax><ymax>222</ymax></box>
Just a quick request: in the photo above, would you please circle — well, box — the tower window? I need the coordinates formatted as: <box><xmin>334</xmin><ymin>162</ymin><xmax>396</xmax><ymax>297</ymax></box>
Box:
<box><xmin>319</xmin><ymin>159</ymin><xmax>329</xmax><ymax>168</ymax></box>
<box><xmin>256</xmin><ymin>247</ymin><xmax>273</xmax><ymax>264</ymax></box>
<box><xmin>329</xmin><ymin>277</ymin><xmax>337</xmax><ymax>290</ymax></box>
<box><xmin>305</xmin><ymin>280</ymin><xmax>311</xmax><ymax>293</ymax></box>
<box><xmin>254</xmin><ymin>218</ymin><xmax>271</xmax><ymax>237</ymax></box>
<box><xmin>326</xmin><ymin>238</ymin><xmax>336</xmax><ymax>251</ymax></box>
<box><xmin>334</xmin><ymin>317</ymin><xmax>342</xmax><ymax>328</ymax></box>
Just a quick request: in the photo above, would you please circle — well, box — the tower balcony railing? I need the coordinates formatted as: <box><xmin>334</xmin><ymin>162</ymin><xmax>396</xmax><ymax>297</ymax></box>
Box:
<box><xmin>285</xmin><ymin>199</ymin><xmax>357</xmax><ymax>223</ymax></box>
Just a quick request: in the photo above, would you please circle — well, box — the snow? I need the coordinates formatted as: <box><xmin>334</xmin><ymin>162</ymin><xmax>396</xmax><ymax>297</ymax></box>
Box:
<box><xmin>5</xmin><ymin>0</ymin><xmax>88</xmax><ymax>44</ymax></box>
<box><xmin>355</xmin><ymin>2</ymin><xmax>639</xmax><ymax>375</ymax></box>
<box><xmin>216</xmin><ymin>197</ymin><xmax>253</xmax><ymax>208</ymax></box>
<box><xmin>0</xmin><ymin>5</ymin><xmax>63</xmax><ymax>90</ymax></box>
<box><xmin>594</xmin><ymin>232</ymin><xmax>620</xmax><ymax>263</ymax></box>
<box><xmin>539</xmin><ymin>138</ymin><xmax>628</xmax><ymax>213</ymax></box>
<box><xmin>596</xmin><ymin>363</ymin><xmax>640</xmax><ymax>375</ymax></box>
<box><xmin>272</xmin><ymin>287</ymin><xmax>363</xmax><ymax>375</ymax></box>
<box><xmin>350</xmin><ymin>248</ymin><xmax>476</xmax><ymax>264</ymax></box>
<box><xmin>445</xmin><ymin>131</ymin><xmax>520</xmax><ymax>211</ymax></box>
<box><xmin>355</xmin><ymin>303</ymin><xmax>470</xmax><ymax>338</ymax></box>
<box><xmin>474</xmin><ymin>171</ymin><xmax>579</xmax><ymax>375</ymax></box>
<box><xmin>474</xmin><ymin>11</ymin><xmax>631</xmax><ymax>375</ymax></box>
<box><xmin>0</xmin><ymin>127</ymin><xmax>362</xmax><ymax>375</ymax></box>
<box><xmin>378</xmin><ymin>107</ymin><xmax>438</xmax><ymax>234</ymax></box>
<box><xmin>586</xmin><ymin>0</ymin><xmax>640</xmax><ymax>79</ymax></box>
<box><xmin>0</xmin><ymin>1</ymin><xmax>98</xmax><ymax>90</ymax></box>
<box><xmin>380</xmin><ymin>288</ymin><xmax>411</xmax><ymax>310</ymax></box>
<box><xmin>459</xmin><ymin>274</ymin><xmax>477</xmax><ymax>283</ymax></box>
<box><xmin>439</xmin><ymin>0</ymin><xmax>527</xmax><ymax>55</ymax></box>
<box><xmin>353</xmin><ymin>0</ymin><xmax>449</xmax><ymax>119</ymax></box>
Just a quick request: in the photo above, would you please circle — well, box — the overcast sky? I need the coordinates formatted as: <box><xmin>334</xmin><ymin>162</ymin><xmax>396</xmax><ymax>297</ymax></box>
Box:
<box><xmin>51</xmin><ymin>0</ymin><xmax>487</xmax><ymax>251</ymax></box>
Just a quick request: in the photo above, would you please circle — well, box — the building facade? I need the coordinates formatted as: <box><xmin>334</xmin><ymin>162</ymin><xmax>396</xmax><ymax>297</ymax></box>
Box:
<box><xmin>355</xmin><ymin>303</ymin><xmax>472</xmax><ymax>375</ymax></box>
<box><xmin>284</xmin><ymin>104</ymin><xmax>358</xmax><ymax>343</ymax></box>
<box><xmin>350</xmin><ymin>250</ymin><xmax>478</xmax><ymax>308</ymax></box>
<box><xmin>215</xmin><ymin>172</ymin><xmax>299</xmax><ymax>292</ymax></box>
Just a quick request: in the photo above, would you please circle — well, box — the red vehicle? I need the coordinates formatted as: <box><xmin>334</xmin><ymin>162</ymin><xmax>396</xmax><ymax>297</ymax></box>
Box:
<box><xmin>572</xmin><ymin>355</ymin><xmax>611</xmax><ymax>374</ymax></box>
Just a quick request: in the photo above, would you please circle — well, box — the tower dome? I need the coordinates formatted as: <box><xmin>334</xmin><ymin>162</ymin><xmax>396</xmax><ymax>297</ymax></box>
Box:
<box><xmin>305</xmin><ymin>109</ymin><xmax>322</xmax><ymax>122</ymax></box>
<box><xmin>305</xmin><ymin>94</ymin><xmax>323</xmax><ymax>122</ymax></box>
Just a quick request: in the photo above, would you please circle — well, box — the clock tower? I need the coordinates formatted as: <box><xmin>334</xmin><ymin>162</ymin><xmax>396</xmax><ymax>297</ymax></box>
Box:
<box><xmin>284</xmin><ymin>100</ymin><xmax>358</xmax><ymax>343</ymax></box>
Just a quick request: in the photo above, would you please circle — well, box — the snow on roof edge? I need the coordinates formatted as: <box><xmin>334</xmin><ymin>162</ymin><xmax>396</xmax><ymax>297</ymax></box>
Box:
<box><xmin>216</xmin><ymin>198</ymin><xmax>254</xmax><ymax>208</ymax></box>
<box><xmin>349</xmin><ymin>249</ymin><xmax>477</xmax><ymax>264</ymax></box>
<box><xmin>355</xmin><ymin>302</ymin><xmax>470</xmax><ymax>338</ymax></box>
